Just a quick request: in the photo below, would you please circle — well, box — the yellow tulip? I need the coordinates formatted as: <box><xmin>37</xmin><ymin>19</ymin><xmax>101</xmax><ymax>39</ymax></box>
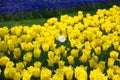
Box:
<box><xmin>52</xmin><ymin>73</ymin><xmax>64</xmax><ymax>80</ymax></box>
<box><xmin>64</xmin><ymin>66</ymin><xmax>73</xmax><ymax>80</ymax></box>
<box><xmin>107</xmin><ymin>58</ymin><xmax>115</xmax><ymax>68</ymax></box>
<box><xmin>34</xmin><ymin>61</ymin><xmax>42</xmax><ymax>68</ymax></box>
<box><xmin>113</xmin><ymin>74</ymin><xmax>120</xmax><ymax>80</ymax></box>
<box><xmin>0</xmin><ymin>41</ymin><xmax>7</xmax><ymax>52</ymax></box>
<box><xmin>0</xmin><ymin>56</ymin><xmax>10</xmax><ymax>66</ymax></box>
<box><xmin>4</xmin><ymin>68</ymin><xmax>17</xmax><ymax>79</ymax></box>
<box><xmin>58</xmin><ymin>60</ymin><xmax>65</xmax><ymax>68</ymax></box>
<box><xmin>75</xmin><ymin>66</ymin><xmax>87</xmax><ymax>80</ymax></box>
<box><xmin>54</xmin><ymin>56</ymin><xmax>60</xmax><ymax>63</ymax></box>
<box><xmin>33</xmin><ymin>48</ymin><xmax>41</xmax><ymax>58</ymax></box>
<box><xmin>97</xmin><ymin>61</ymin><xmax>106</xmax><ymax>73</ymax></box>
<box><xmin>16</xmin><ymin>62</ymin><xmax>24</xmax><ymax>72</ymax></box>
<box><xmin>80</xmin><ymin>54</ymin><xmax>87</xmax><ymax>63</ymax></box>
<box><xmin>47</xmin><ymin>17</ymin><xmax>58</xmax><ymax>25</ymax></box>
<box><xmin>54</xmin><ymin>48</ymin><xmax>61</xmax><ymax>56</ymax></box>
<box><xmin>105</xmin><ymin>26</ymin><xmax>111</xmax><ymax>34</ymax></box>
<box><xmin>25</xmin><ymin>42</ymin><xmax>33</xmax><ymax>51</ymax></box>
<box><xmin>107</xmin><ymin>68</ymin><xmax>114</xmax><ymax>79</ymax></box>
<box><xmin>90</xmin><ymin>69</ymin><xmax>108</xmax><ymax>80</ymax></box>
<box><xmin>70</xmin><ymin>39</ymin><xmax>76</xmax><ymax>47</ymax></box>
<box><xmin>67</xmin><ymin>56</ymin><xmax>74</xmax><ymax>65</ymax></box>
<box><xmin>22</xmin><ymin>70</ymin><xmax>32</xmax><ymax>80</ymax></box>
<box><xmin>113</xmin><ymin>42</ymin><xmax>119</xmax><ymax>50</ymax></box>
<box><xmin>89</xmin><ymin>56</ymin><xmax>98</xmax><ymax>69</ymax></box>
<box><xmin>23</xmin><ymin>52</ymin><xmax>32</xmax><ymax>63</ymax></box>
<box><xmin>94</xmin><ymin>47</ymin><xmax>101</xmax><ymax>55</ymax></box>
<box><xmin>71</xmin><ymin>49</ymin><xmax>79</xmax><ymax>58</ymax></box>
<box><xmin>110</xmin><ymin>51</ymin><xmax>119</xmax><ymax>59</ymax></box>
<box><xmin>0</xmin><ymin>27</ymin><xmax>9</xmax><ymax>38</ymax></box>
<box><xmin>5</xmin><ymin>61</ymin><xmax>14</xmax><ymax>68</ymax></box>
<box><xmin>102</xmin><ymin>43</ymin><xmax>109</xmax><ymax>51</ymax></box>
<box><xmin>33</xmin><ymin>41</ymin><xmax>40</xmax><ymax>49</ymax></box>
<box><xmin>47</xmin><ymin>59</ymin><xmax>54</xmax><ymax>67</ymax></box>
<box><xmin>23</xmin><ymin>26</ymin><xmax>29</xmax><ymax>33</ymax></box>
<box><xmin>27</xmin><ymin>66</ymin><xmax>34</xmax><ymax>75</ymax></box>
<box><xmin>82</xmin><ymin>49</ymin><xmax>91</xmax><ymax>59</ymax></box>
<box><xmin>59</xmin><ymin>45</ymin><xmax>66</xmax><ymax>54</ymax></box>
<box><xmin>11</xmin><ymin>26</ymin><xmax>22</xmax><ymax>36</ymax></box>
<box><xmin>48</xmin><ymin>51</ymin><xmax>54</xmax><ymax>59</ymax></box>
<box><xmin>113</xmin><ymin>66</ymin><xmax>120</xmax><ymax>75</ymax></box>
<box><xmin>84</xmin><ymin>41</ymin><xmax>92</xmax><ymax>50</ymax></box>
<box><xmin>42</xmin><ymin>43</ymin><xmax>49</xmax><ymax>52</ymax></box>
<box><xmin>40</xmin><ymin>67</ymin><xmax>52</xmax><ymax>80</ymax></box>
<box><xmin>75</xmin><ymin>42</ymin><xmax>83</xmax><ymax>50</ymax></box>
<box><xmin>21</xmin><ymin>42</ymin><xmax>33</xmax><ymax>51</ymax></box>
<box><xmin>13</xmin><ymin>48</ymin><xmax>21</xmax><ymax>60</ymax></box>
<box><xmin>73</xmin><ymin>16</ymin><xmax>80</xmax><ymax>23</ymax></box>
<box><xmin>32</xmin><ymin>67</ymin><xmax>40</xmax><ymax>78</ymax></box>
<box><xmin>13</xmin><ymin>72</ymin><xmax>21</xmax><ymax>80</ymax></box>
<box><xmin>26</xmin><ymin>34</ymin><xmax>33</xmax><ymax>42</ymax></box>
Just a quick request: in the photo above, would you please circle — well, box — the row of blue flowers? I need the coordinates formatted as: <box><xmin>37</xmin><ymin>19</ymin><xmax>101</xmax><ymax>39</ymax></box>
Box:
<box><xmin>0</xmin><ymin>0</ymin><xmax>119</xmax><ymax>15</ymax></box>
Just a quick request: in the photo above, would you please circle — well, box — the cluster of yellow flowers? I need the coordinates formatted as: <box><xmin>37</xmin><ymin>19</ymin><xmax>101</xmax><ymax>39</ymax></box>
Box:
<box><xmin>0</xmin><ymin>5</ymin><xmax>120</xmax><ymax>80</ymax></box>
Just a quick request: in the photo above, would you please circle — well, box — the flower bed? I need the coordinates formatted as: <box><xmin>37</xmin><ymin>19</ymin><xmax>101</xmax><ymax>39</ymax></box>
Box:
<box><xmin>0</xmin><ymin>5</ymin><xmax>120</xmax><ymax>80</ymax></box>
<box><xmin>0</xmin><ymin>0</ymin><xmax>119</xmax><ymax>15</ymax></box>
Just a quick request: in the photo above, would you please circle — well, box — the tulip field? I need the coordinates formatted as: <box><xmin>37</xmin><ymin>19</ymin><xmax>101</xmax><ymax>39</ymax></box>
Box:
<box><xmin>0</xmin><ymin>5</ymin><xmax>120</xmax><ymax>80</ymax></box>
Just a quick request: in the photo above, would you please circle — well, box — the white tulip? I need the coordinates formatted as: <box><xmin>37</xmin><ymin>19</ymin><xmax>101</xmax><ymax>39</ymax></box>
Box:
<box><xmin>58</xmin><ymin>35</ymin><xmax>66</xmax><ymax>42</ymax></box>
